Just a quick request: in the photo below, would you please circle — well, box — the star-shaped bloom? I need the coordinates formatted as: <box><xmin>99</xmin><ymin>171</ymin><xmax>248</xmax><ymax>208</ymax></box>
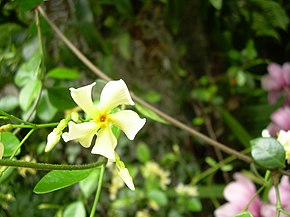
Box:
<box><xmin>62</xmin><ymin>79</ymin><xmax>146</xmax><ymax>161</ymax></box>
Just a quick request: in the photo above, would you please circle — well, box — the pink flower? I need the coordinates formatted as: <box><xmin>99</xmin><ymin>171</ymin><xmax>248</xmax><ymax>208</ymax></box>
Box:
<box><xmin>214</xmin><ymin>173</ymin><xmax>262</xmax><ymax>217</ymax></box>
<box><xmin>261</xmin><ymin>62</ymin><xmax>290</xmax><ymax>104</ymax></box>
<box><xmin>267</xmin><ymin>106</ymin><xmax>290</xmax><ymax>136</ymax></box>
<box><xmin>261</xmin><ymin>176</ymin><xmax>290</xmax><ymax>217</ymax></box>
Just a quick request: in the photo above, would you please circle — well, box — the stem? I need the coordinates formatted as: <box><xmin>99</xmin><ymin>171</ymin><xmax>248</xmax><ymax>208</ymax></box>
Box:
<box><xmin>0</xmin><ymin>157</ymin><xmax>107</xmax><ymax>171</ymax></box>
<box><xmin>11</xmin><ymin>123</ymin><xmax>58</xmax><ymax>129</ymax></box>
<box><xmin>272</xmin><ymin>170</ymin><xmax>282</xmax><ymax>217</ymax></box>
<box><xmin>10</xmin><ymin>129</ymin><xmax>35</xmax><ymax>160</ymax></box>
<box><xmin>0</xmin><ymin>129</ymin><xmax>35</xmax><ymax>175</ymax></box>
<box><xmin>90</xmin><ymin>164</ymin><xmax>105</xmax><ymax>217</ymax></box>
<box><xmin>37</xmin><ymin>6</ymin><xmax>253</xmax><ymax>164</ymax></box>
<box><xmin>0</xmin><ymin>110</ymin><xmax>36</xmax><ymax>127</ymax></box>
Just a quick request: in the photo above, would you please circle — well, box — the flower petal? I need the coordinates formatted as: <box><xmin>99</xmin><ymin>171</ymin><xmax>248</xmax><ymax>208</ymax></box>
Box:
<box><xmin>110</xmin><ymin>110</ymin><xmax>145</xmax><ymax>140</ymax></box>
<box><xmin>100</xmin><ymin>79</ymin><xmax>134</xmax><ymax>113</ymax></box>
<box><xmin>117</xmin><ymin>167</ymin><xmax>135</xmax><ymax>191</ymax></box>
<box><xmin>62</xmin><ymin>121</ymin><xmax>98</xmax><ymax>148</ymax></box>
<box><xmin>91</xmin><ymin>127</ymin><xmax>117</xmax><ymax>161</ymax></box>
<box><xmin>70</xmin><ymin>83</ymin><xmax>99</xmax><ymax>119</ymax></box>
<box><xmin>271</xmin><ymin>107</ymin><xmax>290</xmax><ymax>130</ymax></box>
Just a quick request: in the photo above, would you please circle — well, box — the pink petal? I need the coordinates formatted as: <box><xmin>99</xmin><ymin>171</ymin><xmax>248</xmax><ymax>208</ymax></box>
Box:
<box><xmin>271</xmin><ymin>107</ymin><xmax>290</xmax><ymax>130</ymax></box>
<box><xmin>267</xmin><ymin>63</ymin><xmax>285</xmax><ymax>87</ymax></box>
<box><xmin>268</xmin><ymin>91</ymin><xmax>282</xmax><ymax>104</ymax></box>
<box><xmin>282</xmin><ymin>63</ymin><xmax>290</xmax><ymax>85</ymax></box>
<box><xmin>214</xmin><ymin>203</ymin><xmax>241</xmax><ymax>217</ymax></box>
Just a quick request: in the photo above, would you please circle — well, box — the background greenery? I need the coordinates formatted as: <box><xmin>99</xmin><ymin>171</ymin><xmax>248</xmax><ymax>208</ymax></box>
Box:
<box><xmin>0</xmin><ymin>0</ymin><xmax>290</xmax><ymax>216</ymax></box>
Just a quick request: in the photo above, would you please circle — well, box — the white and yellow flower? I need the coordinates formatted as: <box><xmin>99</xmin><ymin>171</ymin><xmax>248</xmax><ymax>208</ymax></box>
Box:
<box><xmin>277</xmin><ymin>130</ymin><xmax>290</xmax><ymax>163</ymax></box>
<box><xmin>62</xmin><ymin>79</ymin><xmax>146</xmax><ymax>161</ymax></box>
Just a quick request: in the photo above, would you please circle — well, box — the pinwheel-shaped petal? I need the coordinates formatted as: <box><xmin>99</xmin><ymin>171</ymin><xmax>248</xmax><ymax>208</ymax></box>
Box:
<box><xmin>62</xmin><ymin>79</ymin><xmax>146</xmax><ymax>161</ymax></box>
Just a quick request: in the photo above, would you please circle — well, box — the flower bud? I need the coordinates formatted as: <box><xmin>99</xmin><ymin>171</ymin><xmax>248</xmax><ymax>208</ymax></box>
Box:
<box><xmin>116</xmin><ymin>160</ymin><xmax>135</xmax><ymax>191</ymax></box>
<box><xmin>45</xmin><ymin>129</ymin><xmax>61</xmax><ymax>152</ymax></box>
<box><xmin>0</xmin><ymin>124</ymin><xmax>13</xmax><ymax>132</ymax></box>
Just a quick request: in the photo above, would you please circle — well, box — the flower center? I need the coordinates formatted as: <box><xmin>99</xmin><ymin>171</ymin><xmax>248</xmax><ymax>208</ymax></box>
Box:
<box><xmin>99</xmin><ymin>114</ymin><xmax>107</xmax><ymax>123</ymax></box>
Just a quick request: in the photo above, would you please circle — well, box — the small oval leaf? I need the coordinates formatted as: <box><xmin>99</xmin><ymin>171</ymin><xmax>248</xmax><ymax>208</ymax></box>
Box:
<box><xmin>251</xmin><ymin>137</ymin><xmax>285</xmax><ymax>169</ymax></box>
<box><xmin>0</xmin><ymin>132</ymin><xmax>20</xmax><ymax>157</ymax></box>
<box><xmin>235</xmin><ymin>211</ymin><xmax>254</xmax><ymax>217</ymax></box>
<box><xmin>63</xmin><ymin>201</ymin><xmax>86</xmax><ymax>217</ymax></box>
<box><xmin>34</xmin><ymin>169</ymin><xmax>94</xmax><ymax>194</ymax></box>
<box><xmin>135</xmin><ymin>103</ymin><xmax>168</xmax><ymax>124</ymax></box>
<box><xmin>47</xmin><ymin>67</ymin><xmax>80</xmax><ymax>80</ymax></box>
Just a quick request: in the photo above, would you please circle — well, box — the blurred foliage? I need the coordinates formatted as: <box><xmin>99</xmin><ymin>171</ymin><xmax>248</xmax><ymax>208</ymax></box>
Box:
<box><xmin>0</xmin><ymin>0</ymin><xmax>290</xmax><ymax>216</ymax></box>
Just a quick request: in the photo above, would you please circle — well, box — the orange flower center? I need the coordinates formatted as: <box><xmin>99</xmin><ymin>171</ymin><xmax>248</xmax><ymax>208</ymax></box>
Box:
<box><xmin>99</xmin><ymin>114</ymin><xmax>107</xmax><ymax>123</ymax></box>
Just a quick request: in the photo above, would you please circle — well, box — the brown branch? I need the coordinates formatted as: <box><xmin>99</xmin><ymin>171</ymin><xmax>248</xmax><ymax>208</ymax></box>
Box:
<box><xmin>37</xmin><ymin>6</ymin><xmax>254</xmax><ymax>164</ymax></box>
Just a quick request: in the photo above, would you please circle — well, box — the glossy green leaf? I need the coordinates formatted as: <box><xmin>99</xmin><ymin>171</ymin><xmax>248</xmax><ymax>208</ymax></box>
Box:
<box><xmin>46</xmin><ymin>67</ymin><xmax>80</xmax><ymax>80</ymax></box>
<box><xmin>117</xmin><ymin>33</ymin><xmax>131</xmax><ymax>60</ymax></box>
<box><xmin>135</xmin><ymin>103</ymin><xmax>168</xmax><ymax>124</ymax></box>
<box><xmin>47</xmin><ymin>87</ymin><xmax>76</xmax><ymax>110</ymax></box>
<box><xmin>63</xmin><ymin>201</ymin><xmax>86</xmax><ymax>217</ymax></box>
<box><xmin>0</xmin><ymin>132</ymin><xmax>20</xmax><ymax>157</ymax></box>
<box><xmin>219</xmin><ymin>107</ymin><xmax>252</xmax><ymax>148</ymax></box>
<box><xmin>15</xmin><ymin>0</ymin><xmax>44</xmax><ymax>10</ymax></box>
<box><xmin>147</xmin><ymin>190</ymin><xmax>168</xmax><ymax>207</ymax></box>
<box><xmin>251</xmin><ymin>137</ymin><xmax>285</xmax><ymax>169</ymax></box>
<box><xmin>15</xmin><ymin>51</ymin><xmax>41</xmax><ymax>87</ymax></box>
<box><xmin>187</xmin><ymin>198</ymin><xmax>202</xmax><ymax>212</ymax></box>
<box><xmin>209</xmin><ymin>0</ymin><xmax>223</xmax><ymax>10</ymax></box>
<box><xmin>19</xmin><ymin>79</ymin><xmax>41</xmax><ymax>111</ymax></box>
<box><xmin>33</xmin><ymin>169</ymin><xmax>94</xmax><ymax>194</ymax></box>
<box><xmin>0</xmin><ymin>95</ymin><xmax>18</xmax><ymax>112</ymax></box>
<box><xmin>136</xmin><ymin>142</ymin><xmax>151</xmax><ymax>163</ymax></box>
<box><xmin>36</xmin><ymin>90</ymin><xmax>57</xmax><ymax>121</ymax></box>
<box><xmin>235</xmin><ymin>211</ymin><xmax>254</xmax><ymax>217</ymax></box>
<box><xmin>79</xmin><ymin>169</ymin><xmax>100</xmax><ymax>198</ymax></box>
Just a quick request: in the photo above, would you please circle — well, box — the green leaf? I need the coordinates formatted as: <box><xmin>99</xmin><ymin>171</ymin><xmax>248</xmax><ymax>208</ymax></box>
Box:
<box><xmin>235</xmin><ymin>211</ymin><xmax>254</xmax><ymax>217</ymax></box>
<box><xmin>19</xmin><ymin>79</ymin><xmax>41</xmax><ymax>111</ymax></box>
<box><xmin>135</xmin><ymin>103</ymin><xmax>168</xmax><ymax>124</ymax></box>
<box><xmin>136</xmin><ymin>142</ymin><xmax>151</xmax><ymax>163</ymax></box>
<box><xmin>0</xmin><ymin>95</ymin><xmax>19</xmax><ymax>112</ymax></box>
<box><xmin>15</xmin><ymin>0</ymin><xmax>44</xmax><ymax>10</ymax></box>
<box><xmin>187</xmin><ymin>198</ymin><xmax>202</xmax><ymax>212</ymax></box>
<box><xmin>47</xmin><ymin>87</ymin><xmax>76</xmax><ymax>110</ymax></box>
<box><xmin>251</xmin><ymin>137</ymin><xmax>285</xmax><ymax>169</ymax></box>
<box><xmin>219</xmin><ymin>107</ymin><xmax>252</xmax><ymax>148</ymax></box>
<box><xmin>63</xmin><ymin>201</ymin><xmax>86</xmax><ymax>217</ymax></box>
<box><xmin>36</xmin><ymin>89</ymin><xmax>58</xmax><ymax>122</ymax></box>
<box><xmin>0</xmin><ymin>132</ymin><xmax>20</xmax><ymax>157</ymax></box>
<box><xmin>147</xmin><ymin>190</ymin><xmax>168</xmax><ymax>207</ymax></box>
<box><xmin>46</xmin><ymin>67</ymin><xmax>81</xmax><ymax>80</ymax></box>
<box><xmin>33</xmin><ymin>169</ymin><xmax>94</xmax><ymax>194</ymax></box>
<box><xmin>79</xmin><ymin>169</ymin><xmax>100</xmax><ymax>198</ymax></box>
<box><xmin>15</xmin><ymin>51</ymin><xmax>41</xmax><ymax>87</ymax></box>
<box><xmin>209</xmin><ymin>0</ymin><xmax>223</xmax><ymax>10</ymax></box>
<box><xmin>117</xmin><ymin>33</ymin><xmax>131</xmax><ymax>60</ymax></box>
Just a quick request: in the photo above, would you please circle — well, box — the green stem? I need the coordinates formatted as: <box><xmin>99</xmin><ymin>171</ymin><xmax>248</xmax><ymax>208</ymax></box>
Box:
<box><xmin>0</xmin><ymin>157</ymin><xmax>107</xmax><ymax>171</ymax></box>
<box><xmin>10</xmin><ymin>129</ymin><xmax>35</xmax><ymax>160</ymax></box>
<box><xmin>90</xmin><ymin>164</ymin><xmax>105</xmax><ymax>217</ymax></box>
<box><xmin>272</xmin><ymin>171</ymin><xmax>282</xmax><ymax>217</ymax></box>
<box><xmin>11</xmin><ymin>123</ymin><xmax>58</xmax><ymax>129</ymax></box>
<box><xmin>0</xmin><ymin>110</ymin><xmax>36</xmax><ymax>127</ymax></box>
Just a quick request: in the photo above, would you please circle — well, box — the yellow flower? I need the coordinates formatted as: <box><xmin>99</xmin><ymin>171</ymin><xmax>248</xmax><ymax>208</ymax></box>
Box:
<box><xmin>277</xmin><ymin>130</ymin><xmax>290</xmax><ymax>163</ymax></box>
<box><xmin>142</xmin><ymin>161</ymin><xmax>170</xmax><ymax>189</ymax></box>
<box><xmin>175</xmin><ymin>183</ymin><xmax>199</xmax><ymax>197</ymax></box>
<box><xmin>62</xmin><ymin>80</ymin><xmax>146</xmax><ymax>161</ymax></box>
